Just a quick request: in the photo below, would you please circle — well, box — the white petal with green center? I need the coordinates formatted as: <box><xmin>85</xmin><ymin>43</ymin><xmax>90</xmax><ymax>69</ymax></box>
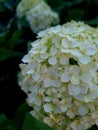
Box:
<box><xmin>50</xmin><ymin>46</ymin><xmax>57</xmax><ymax>55</ymax></box>
<box><xmin>48</xmin><ymin>56</ymin><xmax>57</xmax><ymax>65</ymax></box>
<box><xmin>71</xmin><ymin>40</ymin><xmax>80</xmax><ymax>48</ymax></box>
<box><xmin>60</xmin><ymin>105</ymin><xmax>69</xmax><ymax>112</ymax></box>
<box><xmin>52</xmin><ymin>80</ymin><xmax>61</xmax><ymax>87</ymax></box>
<box><xmin>41</xmin><ymin>65</ymin><xmax>48</xmax><ymax>73</ymax></box>
<box><xmin>44</xmin><ymin>103</ymin><xmax>53</xmax><ymax>112</ymax></box>
<box><xmin>60</xmin><ymin>56</ymin><xmax>69</xmax><ymax>65</ymax></box>
<box><xmin>70</xmin><ymin>65</ymin><xmax>80</xmax><ymax>75</ymax></box>
<box><xmin>71</xmin><ymin>76</ymin><xmax>80</xmax><ymax>85</ymax></box>
<box><xmin>44</xmin><ymin>78</ymin><xmax>52</xmax><ymax>87</ymax></box>
<box><xmin>32</xmin><ymin>72</ymin><xmax>40</xmax><ymax>80</ymax></box>
<box><xmin>79</xmin><ymin>55</ymin><xmax>91</xmax><ymax>64</ymax></box>
<box><xmin>85</xmin><ymin>47</ymin><xmax>97</xmax><ymax>55</ymax></box>
<box><xmin>81</xmin><ymin>73</ymin><xmax>92</xmax><ymax>83</ymax></box>
<box><xmin>70</xmin><ymin>49</ymin><xmax>82</xmax><ymax>57</ymax></box>
<box><xmin>68</xmin><ymin>84</ymin><xmax>81</xmax><ymax>96</ymax></box>
<box><xmin>80</xmin><ymin>84</ymin><xmax>88</xmax><ymax>94</ymax></box>
<box><xmin>79</xmin><ymin>106</ymin><xmax>88</xmax><ymax>115</ymax></box>
<box><xmin>26</xmin><ymin>69</ymin><xmax>34</xmax><ymax>74</ymax></box>
<box><xmin>61</xmin><ymin>73</ymin><xmax>70</xmax><ymax>82</ymax></box>
<box><xmin>62</xmin><ymin>38</ymin><xmax>70</xmax><ymax>48</ymax></box>
<box><xmin>22</xmin><ymin>54</ymin><xmax>31</xmax><ymax>62</ymax></box>
<box><xmin>61</xmin><ymin>48</ymin><xmax>71</xmax><ymax>53</ymax></box>
<box><xmin>40</xmin><ymin>46</ymin><xmax>47</xmax><ymax>53</ymax></box>
<box><xmin>44</xmin><ymin>96</ymin><xmax>52</xmax><ymax>102</ymax></box>
<box><xmin>40</xmin><ymin>53</ymin><xmax>49</xmax><ymax>59</ymax></box>
<box><xmin>34</xmin><ymin>97</ymin><xmax>41</xmax><ymax>106</ymax></box>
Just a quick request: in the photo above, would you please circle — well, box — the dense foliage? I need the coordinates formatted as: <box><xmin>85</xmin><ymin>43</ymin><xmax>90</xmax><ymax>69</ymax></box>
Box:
<box><xmin>0</xmin><ymin>0</ymin><xmax>98</xmax><ymax>130</ymax></box>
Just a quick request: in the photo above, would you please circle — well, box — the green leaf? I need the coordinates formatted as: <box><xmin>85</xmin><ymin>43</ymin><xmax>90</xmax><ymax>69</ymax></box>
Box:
<box><xmin>22</xmin><ymin>113</ymin><xmax>53</xmax><ymax>130</ymax></box>
<box><xmin>0</xmin><ymin>114</ymin><xmax>16</xmax><ymax>130</ymax></box>
<box><xmin>0</xmin><ymin>48</ymin><xmax>13</xmax><ymax>61</ymax></box>
<box><xmin>0</xmin><ymin>114</ymin><xmax>8</xmax><ymax>129</ymax></box>
<box><xmin>45</xmin><ymin>0</ymin><xmax>72</xmax><ymax>12</ymax></box>
<box><xmin>7</xmin><ymin>30</ymin><xmax>23</xmax><ymax>49</ymax></box>
<box><xmin>0</xmin><ymin>114</ymin><xmax>12</xmax><ymax>130</ymax></box>
<box><xmin>63</xmin><ymin>1</ymin><xmax>72</xmax><ymax>8</ymax></box>
<box><xmin>3</xmin><ymin>125</ymin><xmax>16</xmax><ymax>130</ymax></box>
<box><xmin>0</xmin><ymin>30</ymin><xmax>9</xmax><ymax>47</ymax></box>
<box><xmin>86</xmin><ymin>0</ymin><xmax>94</xmax><ymax>4</ymax></box>
<box><xmin>67</xmin><ymin>9</ymin><xmax>85</xmax><ymax>21</ymax></box>
<box><xmin>0</xmin><ymin>2</ymin><xmax>6</xmax><ymax>12</ymax></box>
<box><xmin>17</xmin><ymin>17</ymin><xmax>29</xmax><ymax>28</ymax></box>
<box><xmin>14</xmin><ymin>102</ymin><xmax>32</xmax><ymax>130</ymax></box>
<box><xmin>85</xmin><ymin>17</ymin><xmax>98</xmax><ymax>26</ymax></box>
<box><xmin>73</xmin><ymin>0</ymin><xmax>84</xmax><ymax>5</ymax></box>
<box><xmin>96</xmin><ymin>0</ymin><xmax>98</xmax><ymax>4</ymax></box>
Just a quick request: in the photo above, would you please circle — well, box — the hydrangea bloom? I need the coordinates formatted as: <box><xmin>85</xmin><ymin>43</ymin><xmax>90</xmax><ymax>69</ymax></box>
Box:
<box><xmin>26</xmin><ymin>2</ymin><xmax>59</xmax><ymax>33</ymax></box>
<box><xmin>16</xmin><ymin>0</ymin><xmax>59</xmax><ymax>33</ymax></box>
<box><xmin>16</xmin><ymin>0</ymin><xmax>43</xmax><ymax>18</ymax></box>
<box><xmin>18</xmin><ymin>21</ymin><xmax>98</xmax><ymax>130</ymax></box>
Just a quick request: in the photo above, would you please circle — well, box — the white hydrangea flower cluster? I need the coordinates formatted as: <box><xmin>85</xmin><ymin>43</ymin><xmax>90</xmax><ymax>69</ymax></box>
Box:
<box><xmin>16</xmin><ymin>0</ymin><xmax>59</xmax><ymax>33</ymax></box>
<box><xmin>26</xmin><ymin>2</ymin><xmax>59</xmax><ymax>33</ymax></box>
<box><xmin>18</xmin><ymin>21</ymin><xmax>98</xmax><ymax>130</ymax></box>
<box><xmin>16</xmin><ymin>0</ymin><xmax>43</xmax><ymax>18</ymax></box>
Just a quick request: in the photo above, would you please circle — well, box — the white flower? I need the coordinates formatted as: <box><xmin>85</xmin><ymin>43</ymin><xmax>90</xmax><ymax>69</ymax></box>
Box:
<box><xmin>16</xmin><ymin>0</ymin><xmax>43</xmax><ymax>18</ymax></box>
<box><xmin>48</xmin><ymin>56</ymin><xmax>57</xmax><ymax>65</ymax></box>
<box><xmin>78</xmin><ymin>106</ymin><xmax>88</xmax><ymax>116</ymax></box>
<box><xmin>26</xmin><ymin>2</ymin><xmax>59</xmax><ymax>33</ymax></box>
<box><xmin>44</xmin><ymin>78</ymin><xmax>53</xmax><ymax>87</ymax></box>
<box><xmin>44</xmin><ymin>103</ymin><xmax>53</xmax><ymax>112</ymax></box>
<box><xmin>18</xmin><ymin>21</ymin><xmax>98</xmax><ymax>130</ymax></box>
<box><xmin>16</xmin><ymin>0</ymin><xmax>59</xmax><ymax>33</ymax></box>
